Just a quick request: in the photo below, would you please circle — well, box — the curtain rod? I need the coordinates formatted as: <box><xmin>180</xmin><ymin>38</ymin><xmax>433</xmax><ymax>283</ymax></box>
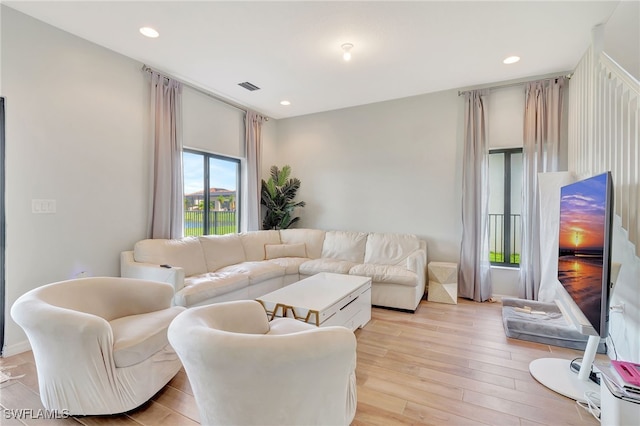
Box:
<box><xmin>457</xmin><ymin>73</ymin><xmax>573</xmax><ymax>96</ymax></box>
<box><xmin>142</xmin><ymin>65</ymin><xmax>269</xmax><ymax>120</ymax></box>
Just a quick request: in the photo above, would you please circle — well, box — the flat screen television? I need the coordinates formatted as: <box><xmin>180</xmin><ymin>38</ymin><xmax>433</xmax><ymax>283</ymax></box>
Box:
<box><xmin>529</xmin><ymin>171</ymin><xmax>614</xmax><ymax>402</ymax></box>
<box><xmin>557</xmin><ymin>171</ymin><xmax>614</xmax><ymax>339</ymax></box>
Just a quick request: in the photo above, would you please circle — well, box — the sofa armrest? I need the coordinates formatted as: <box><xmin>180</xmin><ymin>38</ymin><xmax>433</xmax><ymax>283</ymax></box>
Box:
<box><xmin>406</xmin><ymin>248</ymin><xmax>427</xmax><ymax>286</ymax></box>
<box><xmin>120</xmin><ymin>251</ymin><xmax>186</xmax><ymax>293</ymax></box>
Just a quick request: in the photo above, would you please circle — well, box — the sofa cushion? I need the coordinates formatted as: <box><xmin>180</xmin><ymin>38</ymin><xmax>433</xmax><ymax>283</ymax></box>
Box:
<box><xmin>279</xmin><ymin>229</ymin><xmax>326</xmax><ymax>259</ymax></box>
<box><xmin>267</xmin><ymin>318</ymin><xmax>317</xmax><ymax>335</ymax></box>
<box><xmin>349</xmin><ymin>264</ymin><xmax>418</xmax><ymax>287</ymax></box>
<box><xmin>364</xmin><ymin>233</ymin><xmax>421</xmax><ymax>265</ymax></box>
<box><xmin>241</xmin><ymin>231</ymin><xmax>281</xmax><ymax>261</ymax></box>
<box><xmin>265</xmin><ymin>243</ymin><xmax>307</xmax><ymax>260</ymax></box>
<box><xmin>266</xmin><ymin>257</ymin><xmax>309</xmax><ymax>275</ymax></box>
<box><xmin>218</xmin><ymin>261</ymin><xmax>285</xmax><ymax>284</ymax></box>
<box><xmin>502</xmin><ymin>298</ymin><xmax>607</xmax><ymax>353</ymax></box>
<box><xmin>322</xmin><ymin>231</ymin><xmax>368</xmax><ymax>263</ymax></box>
<box><xmin>133</xmin><ymin>237</ymin><xmax>207</xmax><ymax>277</ymax></box>
<box><xmin>200</xmin><ymin>234</ymin><xmax>247</xmax><ymax>272</ymax></box>
<box><xmin>110</xmin><ymin>306</ymin><xmax>184</xmax><ymax>368</ymax></box>
<box><xmin>299</xmin><ymin>258</ymin><xmax>358</xmax><ymax>275</ymax></box>
<box><xmin>176</xmin><ymin>272</ymin><xmax>250</xmax><ymax>307</ymax></box>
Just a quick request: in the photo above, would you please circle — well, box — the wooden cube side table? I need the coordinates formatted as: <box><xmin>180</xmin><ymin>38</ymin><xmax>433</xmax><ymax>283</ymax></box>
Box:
<box><xmin>427</xmin><ymin>262</ymin><xmax>458</xmax><ymax>304</ymax></box>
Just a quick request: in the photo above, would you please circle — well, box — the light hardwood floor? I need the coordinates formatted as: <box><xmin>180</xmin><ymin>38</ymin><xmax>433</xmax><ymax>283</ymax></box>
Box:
<box><xmin>0</xmin><ymin>298</ymin><xmax>604</xmax><ymax>425</ymax></box>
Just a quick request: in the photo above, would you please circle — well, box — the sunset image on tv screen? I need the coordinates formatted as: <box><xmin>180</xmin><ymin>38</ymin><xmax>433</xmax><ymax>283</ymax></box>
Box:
<box><xmin>557</xmin><ymin>173</ymin><xmax>609</xmax><ymax>333</ymax></box>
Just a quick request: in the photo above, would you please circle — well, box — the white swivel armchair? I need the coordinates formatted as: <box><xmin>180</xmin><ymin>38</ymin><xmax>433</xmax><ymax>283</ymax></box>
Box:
<box><xmin>168</xmin><ymin>300</ymin><xmax>358</xmax><ymax>425</ymax></box>
<box><xmin>10</xmin><ymin>277</ymin><xmax>185</xmax><ymax>415</ymax></box>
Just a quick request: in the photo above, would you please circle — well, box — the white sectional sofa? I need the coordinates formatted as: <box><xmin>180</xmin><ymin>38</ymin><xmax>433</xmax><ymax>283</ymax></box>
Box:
<box><xmin>121</xmin><ymin>229</ymin><xmax>427</xmax><ymax>312</ymax></box>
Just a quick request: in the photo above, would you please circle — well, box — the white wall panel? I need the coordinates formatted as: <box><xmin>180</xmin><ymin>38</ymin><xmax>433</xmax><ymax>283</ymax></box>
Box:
<box><xmin>272</xmin><ymin>90</ymin><xmax>463</xmax><ymax>263</ymax></box>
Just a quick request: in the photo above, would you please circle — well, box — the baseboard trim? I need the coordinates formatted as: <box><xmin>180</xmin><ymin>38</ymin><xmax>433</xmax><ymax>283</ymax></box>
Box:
<box><xmin>1</xmin><ymin>339</ymin><xmax>31</xmax><ymax>358</ymax></box>
<box><xmin>490</xmin><ymin>293</ymin><xmax>520</xmax><ymax>302</ymax></box>
<box><xmin>372</xmin><ymin>304</ymin><xmax>415</xmax><ymax>314</ymax></box>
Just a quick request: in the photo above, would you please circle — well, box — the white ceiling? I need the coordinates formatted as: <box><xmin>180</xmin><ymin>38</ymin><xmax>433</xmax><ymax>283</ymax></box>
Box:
<box><xmin>5</xmin><ymin>1</ymin><xmax>621</xmax><ymax>119</ymax></box>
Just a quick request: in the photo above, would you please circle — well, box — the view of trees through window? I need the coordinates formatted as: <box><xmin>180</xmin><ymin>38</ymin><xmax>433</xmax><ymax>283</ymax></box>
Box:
<box><xmin>489</xmin><ymin>148</ymin><xmax>523</xmax><ymax>266</ymax></box>
<box><xmin>183</xmin><ymin>149</ymin><xmax>240</xmax><ymax>236</ymax></box>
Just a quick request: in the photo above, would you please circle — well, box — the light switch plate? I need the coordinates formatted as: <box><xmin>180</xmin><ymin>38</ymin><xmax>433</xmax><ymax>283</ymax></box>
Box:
<box><xmin>32</xmin><ymin>199</ymin><xmax>56</xmax><ymax>214</ymax></box>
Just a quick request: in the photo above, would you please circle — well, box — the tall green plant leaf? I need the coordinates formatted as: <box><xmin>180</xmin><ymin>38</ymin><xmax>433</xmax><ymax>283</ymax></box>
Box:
<box><xmin>260</xmin><ymin>165</ymin><xmax>305</xmax><ymax>230</ymax></box>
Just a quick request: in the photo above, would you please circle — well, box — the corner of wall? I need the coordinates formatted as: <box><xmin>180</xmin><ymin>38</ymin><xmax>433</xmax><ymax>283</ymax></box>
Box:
<box><xmin>2</xmin><ymin>339</ymin><xmax>31</xmax><ymax>358</ymax></box>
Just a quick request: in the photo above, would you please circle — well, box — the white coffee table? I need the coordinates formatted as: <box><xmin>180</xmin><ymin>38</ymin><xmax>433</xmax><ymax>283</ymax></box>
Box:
<box><xmin>256</xmin><ymin>272</ymin><xmax>372</xmax><ymax>331</ymax></box>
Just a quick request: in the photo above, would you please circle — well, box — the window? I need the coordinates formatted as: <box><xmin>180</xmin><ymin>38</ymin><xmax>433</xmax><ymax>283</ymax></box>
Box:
<box><xmin>183</xmin><ymin>149</ymin><xmax>241</xmax><ymax>236</ymax></box>
<box><xmin>488</xmin><ymin>148</ymin><xmax>522</xmax><ymax>266</ymax></box>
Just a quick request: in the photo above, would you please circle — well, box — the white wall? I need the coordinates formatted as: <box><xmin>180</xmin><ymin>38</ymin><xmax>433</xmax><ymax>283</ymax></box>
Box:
<box><xmin>0</xmin><ymin>7</ymin><xmax>260</xmax><ymax>355</ymax></box>
<box><xmin>1</xmin><ymin>6</ymin><xmax>150</xmax><ymax>354</ymax></box>
<box><xmin>271</xmin><ymin>90</ymin><xmax>463</xmax><ymax>263</ymax></box>
<box><xmin>609</xmin><ymin>217</ymin><xmax>640</xmax><ymax>363</ymax></box>
<box><xmin>604</xmin><ymin>0</ymin><xmax>640</xmax><ymax>81</ymax></box>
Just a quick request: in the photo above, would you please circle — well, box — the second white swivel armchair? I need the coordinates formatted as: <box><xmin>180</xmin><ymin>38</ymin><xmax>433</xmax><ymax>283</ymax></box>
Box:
<box><xmin>168</xmin><ymin>300</ymin><xmax>358</xmax><ymax>425</ymax></box>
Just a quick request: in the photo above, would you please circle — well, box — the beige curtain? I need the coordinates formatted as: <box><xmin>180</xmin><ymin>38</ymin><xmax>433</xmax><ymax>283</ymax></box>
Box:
<box><xmin>519</xmin><ymin>78</ymin><xmax>566</xmax><ymax>300</ymax></box>
<box><xmin>149</xmin><ymin>71</ymin><xmax>183</xmax><ymax>239</ymax></box>
<box><xmin>459</xmin><ymin>90</ymin><xmax>493</xmax><ymax>302</ymax></box>
<box><xmin>243</xmin><ymin>111</ymin><xmax>267</xmax><ymax>231</ymax></box>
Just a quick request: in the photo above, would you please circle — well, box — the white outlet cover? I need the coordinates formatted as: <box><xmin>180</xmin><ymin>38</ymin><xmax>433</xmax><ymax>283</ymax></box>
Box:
<box><xmin>31</xmin><ymin>199</ymin><xmax>56</xmax><ymax>214</ymax></box>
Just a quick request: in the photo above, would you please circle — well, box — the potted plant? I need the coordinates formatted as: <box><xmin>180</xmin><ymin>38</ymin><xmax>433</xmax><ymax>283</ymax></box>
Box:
<box><xmin>261</xmin><ymin>165</ymin><xmax>306</xmax><ymax>230</ymax></box>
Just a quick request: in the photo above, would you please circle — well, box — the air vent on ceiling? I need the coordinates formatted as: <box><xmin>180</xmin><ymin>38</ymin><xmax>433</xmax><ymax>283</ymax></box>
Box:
<box><xmin>238</xmin><ymin>81</ymin><xmax>261</xmax><ymax>91</ymax></box>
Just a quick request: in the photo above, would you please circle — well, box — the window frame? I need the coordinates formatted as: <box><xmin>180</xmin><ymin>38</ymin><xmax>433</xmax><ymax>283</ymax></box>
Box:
<box><xmin>489</xmin><ymin>147</ymin><xmax>522</xmax><ymax>268</ymax></box>
<box><xmin>183</xmin><ymin>148</ymin><xmax>241</xmax><ymax>236</ymax></box>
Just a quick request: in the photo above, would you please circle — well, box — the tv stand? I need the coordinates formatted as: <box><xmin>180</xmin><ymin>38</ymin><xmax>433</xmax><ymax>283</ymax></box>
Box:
<box><xmin>529</xmin><ymin>335</ymin><xmax>601</xmax><ymax>401</ymax></box>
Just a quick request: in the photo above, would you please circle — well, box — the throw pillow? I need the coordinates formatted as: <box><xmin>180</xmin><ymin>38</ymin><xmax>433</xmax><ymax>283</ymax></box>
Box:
<box><xmin>264</xmin><ymin>243</ymin><xmax>307</xmax><ymax>259</ymax></box>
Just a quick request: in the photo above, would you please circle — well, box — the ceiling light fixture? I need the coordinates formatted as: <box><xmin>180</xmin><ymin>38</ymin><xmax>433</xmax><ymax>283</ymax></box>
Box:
<box><xmin>503</xmin><ymin>55</ymin><xmax>520</xmax><ymax>64</ymax></box>
<box><xmin>139</xmin><ymin>27</ymin><xmax>159</xmax><ymax>38</ymax></box>
<box><xmin>280</xmin><ymin>100</ymin><xmax>291</xmax><ymax>106</ymax></box>
<box><xmin>341</xmin><ymin>43</ymin><xmax>353</xmax><ymax>61</ymax></box>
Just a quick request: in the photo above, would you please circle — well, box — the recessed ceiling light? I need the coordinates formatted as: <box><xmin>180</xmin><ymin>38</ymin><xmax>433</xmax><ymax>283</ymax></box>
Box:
<box><xmin>341</xmin><ymin>43</ymin><xmax>353</xmax><ymax>61</ymax></box>
<box><xmin>503</xmin><ymin>56</ymin><xmax>520</xmax><ymax>64</ymax></box>
<box><xmin>280</xmin><ymin>100</ymin><xmax>291</xmax><ymax>106</ymax></box>
<box><xmin>139</xmin><ymin>27</ymin><xmax>159</xmax><ymax>38</ymax></box>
